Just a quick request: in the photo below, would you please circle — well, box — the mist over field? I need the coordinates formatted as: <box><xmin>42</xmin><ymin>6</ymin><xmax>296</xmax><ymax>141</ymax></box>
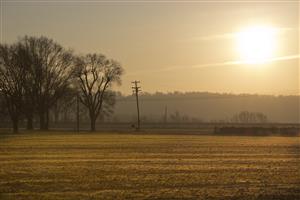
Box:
<box><xmin>1</xmin><ymin>92</ymin><xmax>299</xmax><ymax>128</ymax></box>
<box><xmin>113</xmin><ymin>92</ymin><xmax>300</xmax><ymax>123</ymax></box>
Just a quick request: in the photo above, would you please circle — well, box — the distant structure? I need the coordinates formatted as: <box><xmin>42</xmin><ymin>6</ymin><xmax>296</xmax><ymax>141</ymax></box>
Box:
<box><xmin>132</xmin><ymin>81</ymin><xmax>141</xmax><ymax>130</ymax></box>
<box><xmin>76</xmin><ymin>93</ymin><xmax>80</xmax><ymax>132</ymax></box>
<box><xmin>164</xmin><ymin>105</ymin><xmax>168</xmax><ymax>124</ymax></box>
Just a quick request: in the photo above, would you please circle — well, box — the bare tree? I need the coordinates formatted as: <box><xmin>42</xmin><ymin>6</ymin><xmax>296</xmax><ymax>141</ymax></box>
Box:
<box><xmin>0</xmin><ymin>44</ymin><xmax>27</xmax><ymax>133</ymax></box>
<box><xmin>13</xmin><ymin>41</ymin><xmax>36</xmax><ymax>130</ymax></box>
<box><xmin>75</xmin><ymin>54</ymin><xmax>123</xmax><ymax>131</ymax></box>
<box><xmin>231</xmin><ymin>111</ymin><xmax>268</xmax><ymax>123</ymax></box>
<box><xmin>51</xmin><ymin>87</ymin><xmax>77</xmax><ymax>123</ymax></box>
<box><xmin>18</xmin><ymin>36</ymin><xmax>75</xmax><ymax>130</ymax></box>
<box><xmin>98</xmin><ymin>90</ymin><xmax>117</xmax><ymax>122</ymax></box>
<box><xmin>0</xmin><ymin>93</ymin><xmax>8</xmax><ymax>122</ymax></box>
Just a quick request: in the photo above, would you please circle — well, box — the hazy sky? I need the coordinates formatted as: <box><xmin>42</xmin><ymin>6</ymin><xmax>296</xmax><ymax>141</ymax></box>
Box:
<box><xmin>0</xmin><ymin>0</ymin><xmax>299</xmax><ymax>95</ymax></box>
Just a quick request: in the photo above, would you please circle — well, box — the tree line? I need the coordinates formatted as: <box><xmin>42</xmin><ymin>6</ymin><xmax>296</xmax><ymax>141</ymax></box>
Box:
<box><xmin>0</xmin><ymin>36</ymin><xmax>123</xmax><ymax>133</ymax></box>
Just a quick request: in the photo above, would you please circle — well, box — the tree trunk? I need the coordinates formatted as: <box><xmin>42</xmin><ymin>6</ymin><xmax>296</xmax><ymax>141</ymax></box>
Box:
<box><xmin>39</xmin><ymin>111</ymin><xmax>45</xmax><ymax>130</ymax></box>
<box><xmin>12</xmin><ymin>117</ymin><xmax>19</xmax><ymax>133</ymax></box>
<box><xmin>26</xmin><ymin>115</ymin><xmax>33</xmax><ymax>130</ymax></box>
<box><xmin>45</xmin><ymin>108</ymin><xmax>49</xmax><ymax>130</ymax></box>
<box><xmin>39</xmin><ymin>108</ymin><xmax>49</xmax><ymax>130</ymax></box>
<box><xmin>7</xmin><ymin>102</ymin><xmax>20</xmax><ymax>133</ymax></box>
<box><xmin>89</xmin><ymin>109</ymin><xmax>97</xmax><ymax>132</ymax></box>
<box><xmin>54</xmin><ymin>110</ymin><xmax>59</xmax><ymax>123</ymax></box>
<box><xmin>90</xmin><ymin>117</ymin><xmax>96</xmax><ymax>132</ymax></box>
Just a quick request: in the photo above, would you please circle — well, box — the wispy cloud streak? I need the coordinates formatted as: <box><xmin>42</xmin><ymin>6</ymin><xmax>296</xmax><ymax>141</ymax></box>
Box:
<box><xmin>127</xmin><ymin>54</ymin><xmax>299</xmax><ymax>76</ymax></box>
<box><xmin>191</xmin><ymin>54</ymin><xmax>300</xmax><ymax>69</ymax></box>
<box><xmin>190</xmin><ymin>27</ymin><xmax>294</xmax><ymax>42</ymax></box>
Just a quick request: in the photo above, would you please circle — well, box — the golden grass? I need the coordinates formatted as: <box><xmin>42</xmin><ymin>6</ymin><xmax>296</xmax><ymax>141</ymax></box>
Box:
<box><xmin>0</xmin><ymin>132</ymin><xmax>299</xmax><ymax>199</ymax></box>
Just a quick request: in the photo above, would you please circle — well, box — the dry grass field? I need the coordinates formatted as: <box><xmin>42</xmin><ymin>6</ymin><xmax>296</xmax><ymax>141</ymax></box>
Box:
<box><xmin>0</xmin><ymin>132</ymin><xmax>299</xmax><ymax>199</ymax></box>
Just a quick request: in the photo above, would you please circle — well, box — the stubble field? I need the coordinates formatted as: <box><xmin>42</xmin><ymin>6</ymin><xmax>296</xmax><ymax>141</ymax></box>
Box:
<box><xmin>0</xmin><ymin>132</ymin><xmax>299</xmax><ymax>199</ymax></box>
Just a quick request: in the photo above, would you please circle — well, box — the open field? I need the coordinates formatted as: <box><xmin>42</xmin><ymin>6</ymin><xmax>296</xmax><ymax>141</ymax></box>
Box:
<box><xmin>0</xmin><ymin>132</ymin><xmax>299</xmax><ymax>199</ymax></box>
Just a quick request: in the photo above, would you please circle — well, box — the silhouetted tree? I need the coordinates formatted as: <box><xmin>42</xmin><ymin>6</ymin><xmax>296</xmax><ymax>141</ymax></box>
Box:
<box><xmin>13</xmin><ymin>41</ymin><xmax>36</xmax><ymax>130</ymax></box>
<box><xmin>231</xmin><ymin>111</ymin><xmax>268</xmax><ymax>123</ymax></box>
<box><xmin>17</xmin><ymin>36</ymin><xmax>75</xmax><ymax>130</ymax></box>
<box><xmin>51</xmin><ymin>87</ymin><xmax>77</xmax><ymax>123</ymax></box>
<box><xmin>99</xmin><ymin>90</ymin><xmax>117</xmax><ymax>121</ymax></box>
<box><xmin>0</xmin><ymin>44</ymin><xmax>27</xmax><ymax>133</ymax></box>
<box><xmin>75</xmin><ymin>54</ymin><xmax>123</xmax><ymax>131</ymax></box>
<box><xmin>0</xmin><ymin>93</ymin><xmax>9</xmax><ymax>126</ymax></box>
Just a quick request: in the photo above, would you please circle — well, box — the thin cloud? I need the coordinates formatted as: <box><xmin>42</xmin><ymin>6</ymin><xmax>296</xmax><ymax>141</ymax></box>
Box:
<box><xmin>186</xmin><ymin>54</ymin><xmax>300</xmax><ymax>69</ymax></box>
<box><xmin>190</xmin><ymin>27</ymin><xmax>294</xmax><ymax>42</ymax></box>
<box><xmin>127</xmin><ymin>54</ymin><xmax>299</xmax><ymax>76</ymax></box>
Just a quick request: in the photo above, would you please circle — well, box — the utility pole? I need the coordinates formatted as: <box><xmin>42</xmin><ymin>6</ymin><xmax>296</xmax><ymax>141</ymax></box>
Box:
<box><xmin>76</xmin><ymin>93</ymin><xmax>80</xmax><ymax>132</ymax></box>
<box><xmin>132</xmin><ymin>80</ymin><xmax>141</xmax><ymax>130</ymax></box>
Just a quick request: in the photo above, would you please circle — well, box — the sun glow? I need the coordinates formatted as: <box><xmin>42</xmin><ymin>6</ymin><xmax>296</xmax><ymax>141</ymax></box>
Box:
<box><xmin>236</xmin><ymin>25</ymin><xmax>278</xmax><ymax>65</ymax></box>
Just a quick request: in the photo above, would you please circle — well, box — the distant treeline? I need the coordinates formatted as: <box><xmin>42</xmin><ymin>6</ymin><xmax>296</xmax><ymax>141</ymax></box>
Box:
<box><xmin>1</xmin><ymin>91</ymin><xmax>298</xmax><ymax>129</ymax></box>
<box><xmin>112</xmin><ymin>92</ymin><xmax>299</xmax><ymax>124</ymax></box>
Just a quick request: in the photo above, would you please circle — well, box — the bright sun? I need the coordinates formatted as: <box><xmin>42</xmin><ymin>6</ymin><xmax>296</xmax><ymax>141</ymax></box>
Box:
<box><xmin>236</xmin><ymin>25</ymin><xmax>278</xmax><ymax>65</ymax></box>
